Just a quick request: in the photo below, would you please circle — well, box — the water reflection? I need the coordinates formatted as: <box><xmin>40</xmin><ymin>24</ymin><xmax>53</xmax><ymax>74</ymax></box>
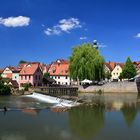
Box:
<box><xmin>121</xmin><ymin>103</ymin><xmax>137</xmax><ymax>127</ymax></box>
<box><xmin>69</xmin><ymin>105</ymin><xmax>105</xmax><ymax>140</ymax></box>
<box><xmin>0</xmin><ymin>94</ymin><xmax>140</xmax><ymax>140</ymax></box>
<box><xmin>22</xmin><ymin>109</ymin><xmax>41</xmax><ymax>116</ymax></box>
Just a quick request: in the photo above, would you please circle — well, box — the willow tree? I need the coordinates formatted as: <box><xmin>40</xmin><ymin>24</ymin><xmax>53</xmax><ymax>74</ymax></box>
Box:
<box><xmin>69</xmin><ymin>43</ymin><xmax>105</xmax><ymax>81</ymax></box>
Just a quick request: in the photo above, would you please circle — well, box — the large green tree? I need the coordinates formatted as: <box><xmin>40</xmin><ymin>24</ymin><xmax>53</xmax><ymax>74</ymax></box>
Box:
<box><xmin>69</xmin><ymin>43</ymin><xmax>105</xmax><ymax>81</ymax></box>
<box><xmin>121</xmin><ymin>57</ymin><xmax>136</xmax><ymax>79</ymax></box>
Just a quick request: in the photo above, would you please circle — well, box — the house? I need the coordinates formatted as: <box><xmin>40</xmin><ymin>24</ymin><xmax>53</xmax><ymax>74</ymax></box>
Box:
<box><xmin>105</xmin><ymin>62</ymin><xmax>124</xmax><ymax>81</ymax></box>
<box><xmin>40</xmin><ymin>63</ymin><xmax>50</xmax><ymax>74</ymax></box>
<box><xmin>19</xmin><ymin>63</ymin><xmax>43</xmax><ymax>87</ymax></box>
<box><xmin>48</xmin><ymin>59</ymin><xmax>70</xmax><ymax>85</ymax></box>
<box><xmin>12</xmin><ymin>68</ymin><xmax>21</xmax><ymax>84</ymax></box>
<box><xmin>111</xmin><ymin>63</ymin><xmax>124</xmax><ymax>81</ymax></box>
<box><xmin>133</xmin><ymin>61</ymin><xmax>140</xmax><ymax>75</ymax></box>
<box><xmin>1</xmin><ymin>66</ymin><xmax>15</xmax><ymax>79</ymax></box>
<box><xmin>0</xmin><ymin>69</ymin><xmax>4</xmax><ymax>75</ymax></box>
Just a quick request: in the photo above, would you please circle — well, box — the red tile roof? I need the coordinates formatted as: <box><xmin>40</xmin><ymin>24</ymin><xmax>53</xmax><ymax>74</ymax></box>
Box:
<box><xmin>105</xmin><ymin>62</ymin><xmax>124</xmax><ymax>71</ymax></box>
<box><xmin>49</xmin><ymin>59</ymin><xmax>69</xmax><ymax>76</ymax></box>
<box><xmin>20</xmin><ymin>63</ymin><xmax>41</xmax><ymax>75</ymax></box>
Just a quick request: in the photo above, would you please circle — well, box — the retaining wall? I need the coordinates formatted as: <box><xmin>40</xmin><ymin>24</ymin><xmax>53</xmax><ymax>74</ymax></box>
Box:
<box><xmin>79</xmin><ymin>82</ymin><xmax>138</xmax><ymax>93</ymax></box>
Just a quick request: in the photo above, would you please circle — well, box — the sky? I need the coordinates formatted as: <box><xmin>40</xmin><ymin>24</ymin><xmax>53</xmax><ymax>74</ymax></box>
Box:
<box><xmin>0</xmin><ymin>0</ymin><xmax>140</xmax><ymax>67</ymax></box>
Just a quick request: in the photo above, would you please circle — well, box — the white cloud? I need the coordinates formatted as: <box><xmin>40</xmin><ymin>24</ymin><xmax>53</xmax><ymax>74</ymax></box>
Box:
<box><xmin>0</xmin><ymin>16</ymin><xmax>30</xmax><ymax>27</ymax></box>
<box><xmin>44</xmin><ymin>18</ymin><xmax>82</xmax><ymax>36</ymax></box>
<box><xmin>80</xmin><ymin>36</ymin><xmax>87</xmax><ymax>40</ymax></box>
<box><xmin>98</xmin><ymin>43</ymin><xmax>107</xmax><ymax>48</ymax></box>
<box><xmin>135</xmin><ymin>33</ymin><xmax>140</xmax><ymax>38</ymax></box>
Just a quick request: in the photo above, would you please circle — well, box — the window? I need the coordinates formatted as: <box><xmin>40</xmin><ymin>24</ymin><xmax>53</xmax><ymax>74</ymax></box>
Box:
<box><xmin>25</xmin><ymin>76</ymin><xmax>27</xmax><ymax>80</ymax></box>
<box><xmin>55</xmin><ymin>76</ymin><xmax>57</xmax><ymax>79</ymax></box>
<box><xmin>21</xmin><ymin>76</ymin><xmax>23</xmax><ymax>80</ymax></box>
<box><xmin>66</xmin><ymin>76</ymin><xmax>68</xmax><ymax>79</ymax></box>
<box><xmin>113</xmin><ymin>73</ymin><xmax>115</xmax><ymax>75</ymax></box>
<box><xmin>65</xmin><ymin>82</ymin><xmax>67</xmax><ymax>85</ymax></box>
<box><xmin>29</xmin><ymin>75</ymin><xmax>31</xmax><ymax>80</ymax></box>
<box><xmin>116</xmin><ymin>73</ymin><xmax>118</xmax><ymax>75</ymax></box>
<box><xmin>58</xmin><ymin>76</ymin><xmax>60</xmax><ymax>79</ymax></box>
<box><xmin>15</xmin><ymin>76</ymin><xmax>17</xmax><ymax>79</ymax></box>
<box><xmin>58</xmin><ymin>82</ymin><xmax>60</xmax><ymax>85</ymax></box>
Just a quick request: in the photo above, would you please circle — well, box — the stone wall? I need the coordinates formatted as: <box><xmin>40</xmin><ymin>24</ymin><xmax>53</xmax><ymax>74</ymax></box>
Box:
<box><xmin>79</xmin><ymin>82</ymin><xmax>138</xmax><ymax>93</ymax></box>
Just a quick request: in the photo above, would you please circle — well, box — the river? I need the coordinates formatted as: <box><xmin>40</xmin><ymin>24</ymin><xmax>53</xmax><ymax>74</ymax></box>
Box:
<box><xmin>0</xmin><ymin>94</ymin><xmax>140</xmax><ymax>140</ymax></box>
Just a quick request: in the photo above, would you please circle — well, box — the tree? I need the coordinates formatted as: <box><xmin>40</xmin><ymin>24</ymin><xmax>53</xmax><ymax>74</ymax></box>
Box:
<box><xmin>19</xmin><ymin>60</ymin><xmax>27</xmax><ymax>64</ymax></box>
<box><xmin>43</xmin><ymin>72</ymin><xmax>50</xmax><ymax>79</ymax></box>
<box><xmin>121</xmin><ymin>57</ymin><xmax>136</xmax><ymax>79</ymax></box>
<box><xmin>105</xmin><ymin>71</ymin><xmax>111</xmax><ymax>80</ymax></box>
<box><xmin>23</xmin><ymin>83</ymin><xmax>32</xmax><ymax>91</ymax></box>
<box><xmin>69</xmin><ymin>43</ymin><xmax>105</xmax><ymax>81</ymax></box>
<box><xmin>0</xmin><ymin>80</ymin><xmax>11</xmax><ymax>95</ymax></box>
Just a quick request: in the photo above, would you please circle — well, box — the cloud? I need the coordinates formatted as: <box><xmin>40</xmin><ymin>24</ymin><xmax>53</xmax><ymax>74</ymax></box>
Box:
<box><xmin>0</xmin><ymin>16</ymin><xmax>30</xmax><ymax>27</ymax></box>
<box><xmin>80</xmin><ymin>36</ymin><xmax>87</xmax><ymax>40</ymax></box>
<box><xmin>135</xmin><ymin>33</ymin><xmax>140</xmax><ymax>38</ymax></box>
<box><xmin>44</xmin><ymin>18</ymin><xmax>82</xmax><ymax>36</ymax></box>
<box><xmin>98</xmin><ymin>43</ymin><xmax>107</xmax><ymax>48</ymax></box>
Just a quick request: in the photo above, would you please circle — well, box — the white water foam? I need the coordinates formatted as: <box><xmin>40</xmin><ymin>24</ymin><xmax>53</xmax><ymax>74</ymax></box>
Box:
<box><xmin>27</xmin><ymin>92</ymin><xmax>80</xmax><ymax>108</ymax></box>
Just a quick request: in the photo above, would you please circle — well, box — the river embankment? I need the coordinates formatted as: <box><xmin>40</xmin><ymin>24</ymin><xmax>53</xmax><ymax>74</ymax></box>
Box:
<box><xmin>78</xmin><ymin>81</ymin><xmax>138</xmax><ymax>93</ymax></box>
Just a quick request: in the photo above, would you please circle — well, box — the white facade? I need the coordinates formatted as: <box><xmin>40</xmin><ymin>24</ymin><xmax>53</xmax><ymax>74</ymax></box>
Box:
<box><xmin>12</xmin><ymin>73</ymin><xmax>20</xmax><ymax>83</ymax></box>
<box><xmin>50</xmin><ymin>75</ymin><xmax>71</xmax><ymax>85</ymax></box>
<box><xmin>111</xmin><ymin>65</ymin><xmax>122</xmax><ymax>81</ymax></box>
<box><xmin>1</xmin><ymin>67</ymin><xmax>12</xmax><ymax>78</ymax></box>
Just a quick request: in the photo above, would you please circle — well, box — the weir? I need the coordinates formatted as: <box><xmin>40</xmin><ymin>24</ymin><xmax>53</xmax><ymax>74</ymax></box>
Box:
<box><xmin>37</xmin><ymin>86</ymin><xmax>78</xmax><ymax>97</ymax></box>
<box><xmin>27</xmin><ymin>92</ymin><xmax>80</xmax><ymax>107</ymax></box>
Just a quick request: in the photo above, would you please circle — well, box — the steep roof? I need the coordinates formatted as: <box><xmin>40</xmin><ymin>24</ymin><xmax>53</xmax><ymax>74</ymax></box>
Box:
<box><xmin>105</xmin><ymin>62</ymin><xmax>124</xmax><ymax>71</ymax></box>
<box><xmin>20</xmin><ymin>63</ymin><xmax>41</xmax><ymax>75</ymax></box>
<box><xmin>49</xmin><ymin>59</ymin><xmax>69</xmax><ymax>76</ymax></box>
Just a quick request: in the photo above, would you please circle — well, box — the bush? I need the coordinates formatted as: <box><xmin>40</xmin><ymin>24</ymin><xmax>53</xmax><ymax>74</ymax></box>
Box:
<box><xmin>23</xmin><ymin>83</ymin><xmax>32</xmax><ymax>91</ymax></box>
<box><xmin>0</xmin><ymin>82</ymin><xmax>11</xmax><ymax>95</ymax></box>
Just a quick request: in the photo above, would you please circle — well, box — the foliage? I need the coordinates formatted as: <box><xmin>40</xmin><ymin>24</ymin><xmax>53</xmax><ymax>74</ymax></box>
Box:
<box><xmin>43</xmin><ymin>72</ymin><xmax>50</xmax><ymax>79</ymax></box>
<box><xmin>69</xmin><ymin>43</ymin><xmax>105</xmax><ymax>81</ymax></box>
<box><xmin>105</xmin><ymin>71</ymin><xmax>111</xmax><ymax>80</ymax></box>
<box><xmin>121</xmin><ymin>57</ymin><xmax>136</xmax><ymax>79</ymax></box>
<box><xmin>23</xmin><ymin>83</ymin><xmax>32</xmax><ymax>91</ymax></box>
<box><xmin>19</xmin><ymin>60</ymin><xmax>27</xmax><ymax>64</ymax></box>
<box><xmin>0</xmin><ymin>80</ymin><xmax>11</xmax><ymax>95</ymax></box>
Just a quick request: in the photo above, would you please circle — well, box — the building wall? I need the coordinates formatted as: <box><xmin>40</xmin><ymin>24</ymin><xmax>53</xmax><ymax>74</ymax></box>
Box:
<box><xmin>12</xmin><ymin>73</ymin><xmax>19</xmax><ymax>83</ymax></box>
<box><xmin>2</xmin><ymin>68</ymin><xmax>12</xmax><ymax>79</ymax></box>
<box><xmin>33</xmin><ymin>70</ymin><xmax>43</xmax><ymax>86</ymax></box>
<box><xmin>19</xmin><ymin>75</ymin><xmax>34</xmax><ymax>86</ymax></box>
<box><xmin>111</xmin><ymin>65</ymin><xmax>122</xmax><ymax>81</ymax></box>
<box><xmin>50</xmin><ymin>75</ymin><xmax>71</xmax><ymax>85</ymax></box>
<box><xmin>19</xmin><ymin>69</ymin><xmax>43</xmax><ymax>87</ymax></box>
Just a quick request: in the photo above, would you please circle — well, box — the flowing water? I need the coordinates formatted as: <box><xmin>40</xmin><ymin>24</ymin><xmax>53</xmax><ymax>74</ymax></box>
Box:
<box><xmin>0</xmin><ymin>94</ymin><xmax>140</xmax><ymax>140</ymax></box>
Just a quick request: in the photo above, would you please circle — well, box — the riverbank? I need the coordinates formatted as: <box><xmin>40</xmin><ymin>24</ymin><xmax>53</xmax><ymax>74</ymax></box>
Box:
<box><xmin>78</xmin><ymin>81</ymin><xmax>138</xmax><ymax>93</ymax></box>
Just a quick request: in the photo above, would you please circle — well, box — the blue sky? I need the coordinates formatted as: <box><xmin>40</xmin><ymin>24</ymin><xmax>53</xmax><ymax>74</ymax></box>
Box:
<box><xmin>0</xmin><ymin>0</ymin><xmax>140</xmax><ymax>67</ymax></box>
